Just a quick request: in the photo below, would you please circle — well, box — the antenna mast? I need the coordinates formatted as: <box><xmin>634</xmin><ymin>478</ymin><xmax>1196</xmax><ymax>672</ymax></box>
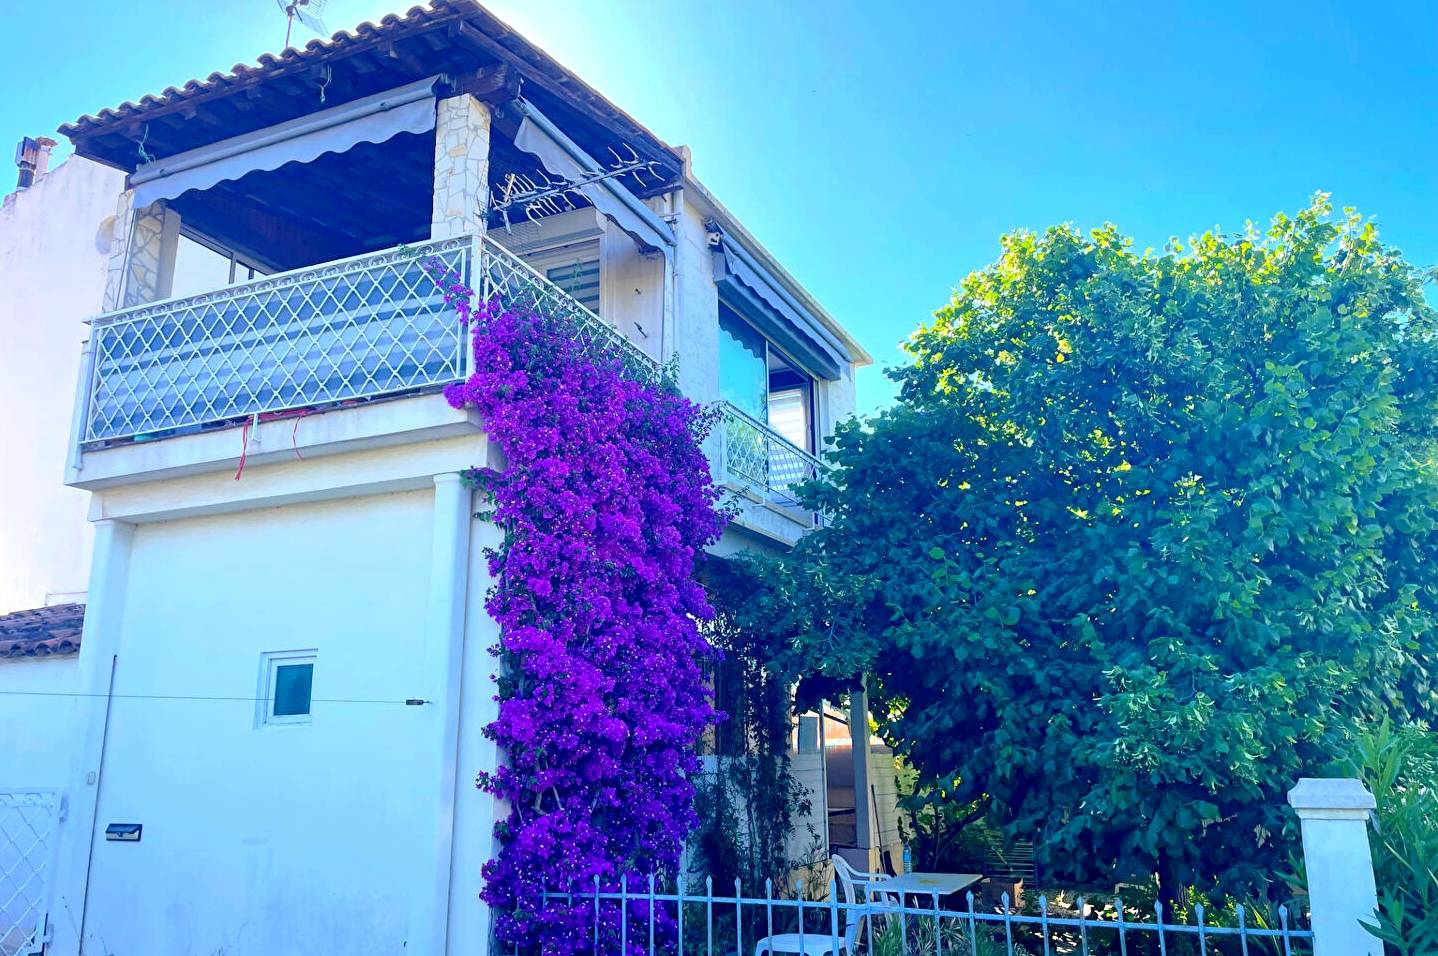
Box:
<box><xmin>275</xmin><ymin>0</ymin><xmax>329</xmax><ymax>49</ymax></box>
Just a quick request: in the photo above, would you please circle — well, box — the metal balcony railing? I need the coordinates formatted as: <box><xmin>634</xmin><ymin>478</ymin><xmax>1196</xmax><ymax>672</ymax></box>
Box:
<box><xmin>477</xmin><ymin>237</ymin><xmax>663</xmax><ymax>386</ymax></box>
<box><xmin>79</xmin><ymin>235</ymin><xmax>475</xmax><ymax>446</ymax></box>
<box><xmin>75</xmin><ymin>234</ymin><xmax>673</xmax><ymax>451</ymax></box>
<box><xmin>75</xmin><ymin>234</ymin><xmax>825</xmax><ymax>527</ymax></box>
<box><xmin>717</xmin><ymin>401</ymin><xmax>826</xmax><ymax>510</ymax></box>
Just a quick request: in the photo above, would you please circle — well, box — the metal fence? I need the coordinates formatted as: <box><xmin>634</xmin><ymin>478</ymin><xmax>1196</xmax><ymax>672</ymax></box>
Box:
<box><xmin>0</xmin><ymin>791</ymin><xmax>62</xmax><ymax>956</ymax></box>
<box><xmin>717</xmin><ymin>402</ymin><xmax>825</xmax><ymax>511</ymax></box>
<box><xmin>80</xmin><ymin>235</ymin><xmax>474</xmax><ymax>446</ymax></box>
<box><xmin>535</xmin><ymin>875</ymin><xmax>1314</xmax><ymax>956</ymax></box>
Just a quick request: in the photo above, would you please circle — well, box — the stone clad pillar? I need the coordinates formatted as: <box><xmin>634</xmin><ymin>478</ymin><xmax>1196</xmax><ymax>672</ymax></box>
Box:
<box><xmin>431</xmin><ymin>94</ymin><xmax>492</xmax><ymax>240</ymax></box>
<box><xmin>102</xmin><ymin>191</ymin><xmax>181</xmax><ymax>311</ymax></box>
<box><xmin>1288</xmin><ymin>777</ymin><xmax>1383</xmax><ymax>956</ymax></box>
<box><xmin>100</xmin><ymin>190</ymin><xmax>135</xmax><ymax>312</ymax></box>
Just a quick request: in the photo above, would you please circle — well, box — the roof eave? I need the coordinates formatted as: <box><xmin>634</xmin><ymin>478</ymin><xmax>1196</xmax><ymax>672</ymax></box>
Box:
<box><xmin>684</xmin><ymin>172</ymin><xmax>874</xmax><ymax>369</ymax></box>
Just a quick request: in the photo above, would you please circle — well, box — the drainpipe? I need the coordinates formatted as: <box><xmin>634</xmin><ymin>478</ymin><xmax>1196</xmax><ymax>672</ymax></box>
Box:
<box><xmin>661</xmin><ymin>189</ymin><xmax>679</xmax><ymax>366</ymax></box>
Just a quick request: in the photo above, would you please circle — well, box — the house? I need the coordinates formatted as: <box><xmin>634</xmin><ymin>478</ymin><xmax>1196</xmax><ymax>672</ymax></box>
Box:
<box><xmin>1</xmin><ymin>4</ymin><xmax>892</xmax><ymax>954</ymax></box>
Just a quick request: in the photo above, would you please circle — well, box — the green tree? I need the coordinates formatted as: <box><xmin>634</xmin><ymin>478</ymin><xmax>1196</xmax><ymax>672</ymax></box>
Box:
<box><xmin>782</xmin><ymin>196</ymin><xmax>1438</xmax><ymax>898</ymax></box>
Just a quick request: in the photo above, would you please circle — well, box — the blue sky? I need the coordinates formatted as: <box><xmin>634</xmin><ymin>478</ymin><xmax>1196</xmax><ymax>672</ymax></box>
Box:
<box><xmin>8</xmin><ymin>1</ymin><xmax>1435</xmax><ymax>411</ymax></box>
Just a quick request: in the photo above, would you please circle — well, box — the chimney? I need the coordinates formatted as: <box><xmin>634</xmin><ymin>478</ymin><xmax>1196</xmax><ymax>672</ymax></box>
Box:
<box><xmin>14</xmin><ymin>136</ymin><xmax>56</xmax><ymax>189</ymax></box>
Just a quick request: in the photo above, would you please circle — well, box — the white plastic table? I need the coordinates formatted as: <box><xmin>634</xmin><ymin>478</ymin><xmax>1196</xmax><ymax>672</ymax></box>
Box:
<box><xmin>875</xmin><ymin>871</ymin><xmax>983</xmax><ymax>901</ymax></box>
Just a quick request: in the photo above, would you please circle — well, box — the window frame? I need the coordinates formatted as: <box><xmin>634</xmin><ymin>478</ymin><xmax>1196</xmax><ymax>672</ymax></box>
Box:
<box><xmin>178</xmin><ymin>227</ymin><xmax>269</xmax><ymax>285</ymax></box>
<box><xmin>256</xmin><ymin>649</ymin><xmax>317</xmax><ymax>728</ymax></box>
<box><xmin>766</xmin><ymin>376</ymin><xmax>817</xmax><ymax>454</ymax></box>
<box><xmin>718</xmin><ymin>304</ymin><xmax>820</xmax><ymax>452</ymax></box>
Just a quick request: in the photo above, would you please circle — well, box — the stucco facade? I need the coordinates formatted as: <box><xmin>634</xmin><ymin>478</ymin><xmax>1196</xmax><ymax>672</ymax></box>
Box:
<box><xmin>0</xmin><ymin>157</ymin><xmax>122</xmax><ymax>617</ymax></box>
<box><xmin>0</xmin><ymin>162</ymin><xmax>122</xmax><ymax>890</ymax></box>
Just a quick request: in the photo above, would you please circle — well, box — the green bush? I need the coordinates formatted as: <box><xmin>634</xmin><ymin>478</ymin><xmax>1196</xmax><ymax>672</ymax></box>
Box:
<box><xmin>1342</xmin><ymin>722</ymin><xmax>1438</xmax><ymax>954</ymax></box>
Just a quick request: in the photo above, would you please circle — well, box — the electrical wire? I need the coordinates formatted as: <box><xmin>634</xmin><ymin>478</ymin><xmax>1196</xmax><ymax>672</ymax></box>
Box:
<box><xmin>0</xmin><ymin>689</ymin><xmax>427</xmax><ymax>705</ymax></box>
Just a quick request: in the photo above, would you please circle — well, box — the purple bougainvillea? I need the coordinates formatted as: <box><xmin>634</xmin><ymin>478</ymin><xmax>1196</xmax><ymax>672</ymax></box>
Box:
<box><xmin>431</xmin><ymin>266</ymin><xmax>727</xmax><ymax>953</ymax></box>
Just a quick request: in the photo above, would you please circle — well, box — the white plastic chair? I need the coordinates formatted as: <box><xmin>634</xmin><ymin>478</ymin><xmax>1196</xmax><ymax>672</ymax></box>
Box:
<box><xmin>753</xmin><ymin>854</ymin><xmax>896</xmax><ymax>956</ymax></box>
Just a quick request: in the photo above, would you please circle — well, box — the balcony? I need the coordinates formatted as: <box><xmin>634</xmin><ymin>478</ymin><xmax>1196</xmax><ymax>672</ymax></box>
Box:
<box><xmin>73</xmin><ymin>235</ymin><xmax>823</xmax><ymax>523</ymax></box>
<box><xmin>715</xmin><ymin>402</ymin><xmax>825</xmax><ymax>517</ymax></box>
<box><xmin>79</xmin><ymin>236</ymin><xmax>474</xmax><ymax>448</ymax></box>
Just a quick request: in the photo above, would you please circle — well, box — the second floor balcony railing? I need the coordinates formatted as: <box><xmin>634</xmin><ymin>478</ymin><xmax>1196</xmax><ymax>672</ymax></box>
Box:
<box><xmin>76</xmin><ymin>233</ymin><xmax>825</xmax><ymax>529</ymax></box>
<box><xmin>77</xmin><ymin>235</ymin><xmax>667</xmax><ymax>449</ymax></box>
<box><xmin>478</xmin><ymin>238</ymin><xmax>663</xmax><ymax>387</ymax></box>
<box><xmin>80</xmin><ymin>235</ymin><xmax>475</xmax><ymax>446</ymax></box>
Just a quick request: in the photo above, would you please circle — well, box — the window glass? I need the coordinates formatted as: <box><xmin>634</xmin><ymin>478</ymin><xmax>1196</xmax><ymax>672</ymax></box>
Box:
<box><xmin>170</xmin><ymin>233</ymin><xmax>265</xmax><ymax>298</ymax></box>
<box><xmin>768</xmin><ymin>386</ymin><xmax>812</xmax><ymax>451</ymax></box>
<box><xmin>719</xmin><ymin>309</ymin><xmax>769</xmax><ymax>422</ymax></box>
<box><xmin>546</xmin><ymin>259</ymin><xmax>601</xmax><ymax>314</ymax></box>
<box><xmin>272</xmin><ymin>663</ymin><xmax>314</xmax><ymax>718</ymax></box>
<box><xmin>169</xmin><ymin>235</ymin><xmax>234</xmax><ymax>298</ymax></box>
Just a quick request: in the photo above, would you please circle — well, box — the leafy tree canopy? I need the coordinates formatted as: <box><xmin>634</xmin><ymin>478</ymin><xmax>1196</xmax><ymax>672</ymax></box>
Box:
<box><xmin>770</xmin><ymin>196</ymin><xmax>1438</xmax><ymax>895</ymax></box>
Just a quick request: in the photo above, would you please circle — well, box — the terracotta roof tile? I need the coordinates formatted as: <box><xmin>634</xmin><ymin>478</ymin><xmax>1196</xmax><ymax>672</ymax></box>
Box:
<box><xmin>0</xmin><ymin>603</ymin><xmax>85</xmax><ymax>661</ymax></box>
<box><xmin>59</xmin><ymin>4</ymin><xmax>467</xmax><ymax>137</ymax></box>
<box><xmin>57</xmin><ymin>0</ymin><xmax>678</xmax><ymax>178</ymax></box>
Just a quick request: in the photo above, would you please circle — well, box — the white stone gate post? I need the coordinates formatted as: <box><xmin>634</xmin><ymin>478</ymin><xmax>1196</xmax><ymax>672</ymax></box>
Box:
<box><xmin>1288</xmin><ymin>777</ymin><xmax>1382</xmax><ymax>956</ymax></box>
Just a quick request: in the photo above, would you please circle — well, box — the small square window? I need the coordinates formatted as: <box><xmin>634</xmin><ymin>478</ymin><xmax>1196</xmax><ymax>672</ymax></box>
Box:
<box><xmin>273</xmin><ymin>663</ymin><xmax>313</xmax><ymax>717</ymax></box>
<box><xmin>258</xmin><ymin>650</ymin><xmax>316</xmax><ymax>726</ymax></box>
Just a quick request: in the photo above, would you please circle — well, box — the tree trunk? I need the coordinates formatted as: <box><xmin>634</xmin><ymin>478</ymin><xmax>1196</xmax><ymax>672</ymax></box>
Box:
<box><xmin>1156</xmin><ymin>854</ymin><xmax>1185</xmax><ymax>920</ymax></box>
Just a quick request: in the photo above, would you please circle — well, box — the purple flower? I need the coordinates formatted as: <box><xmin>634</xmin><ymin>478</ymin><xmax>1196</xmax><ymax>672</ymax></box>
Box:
<box><xmin>431</xmin><ymin>271</ymin><xmax>728</xmax><ymax>955</ymax></box>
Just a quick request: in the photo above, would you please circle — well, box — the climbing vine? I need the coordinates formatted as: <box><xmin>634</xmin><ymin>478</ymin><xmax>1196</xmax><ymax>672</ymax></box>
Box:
<box><xmin>431</xmin><ymin>268</ymin><xmax>728</xmax><ymax>954</ymax></box>
<box><xmin>690</xmin><ymin>556</ymin><xmax>821</xmax><ymax>896</ymax></box>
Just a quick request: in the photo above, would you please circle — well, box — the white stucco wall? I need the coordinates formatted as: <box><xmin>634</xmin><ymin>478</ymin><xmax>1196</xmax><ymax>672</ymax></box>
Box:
<box><xmin>78</xmin><ymin>490</ymin><xmax>440</xmax><ymax>955</ymax></box>
<box><xmin>0</xmin><ymin>656</ymin><xmax>81</xmax><ymax>788</ymax></box>
<box><xmin>670</xmin><ymin>197</ymin><xmax>722</xmax><ymax>405</ymax></box>
<box><xmin>37</xmin><ymin>404</ymin><xmax>498</xmax><ymax>956</ymax></box>
<box><xmin>0</xmin><ymin>157</ymin><xmax>123</xmax><ymax>615</ymax></box>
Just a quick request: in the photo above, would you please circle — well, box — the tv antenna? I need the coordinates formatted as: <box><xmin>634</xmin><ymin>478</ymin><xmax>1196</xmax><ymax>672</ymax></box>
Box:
<box><xmin>487</xmin><ymin>143</ymin><xmax>665</xmax><ymax>232</ymax></box>
<box><xmin>275</xmin><ymin>0</ymin><xmax>329</xmax><ymax>49</ymax></box>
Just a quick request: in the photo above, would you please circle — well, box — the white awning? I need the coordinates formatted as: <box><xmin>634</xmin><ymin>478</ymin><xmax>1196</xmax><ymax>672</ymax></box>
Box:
<box><xmin>130</xmin><ymin>76</ymin><xmax>443</xmax><ymax>208</ymax></box>
<box><xmin>511</xmin><ymin>98</ymin><xmax>674</xmax><ymax>255</ymax></box>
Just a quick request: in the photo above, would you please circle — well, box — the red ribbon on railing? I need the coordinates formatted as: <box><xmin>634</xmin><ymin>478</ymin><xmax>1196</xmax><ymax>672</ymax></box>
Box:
<box><xmin>234</xmin><ymin>415</ymin><xmax>255</xmax><ymax>480</ymax></box>
<box><xmin>233</xmin><ymin>408</ymin><xmax>316</xmax><ymax>480</ymax></box>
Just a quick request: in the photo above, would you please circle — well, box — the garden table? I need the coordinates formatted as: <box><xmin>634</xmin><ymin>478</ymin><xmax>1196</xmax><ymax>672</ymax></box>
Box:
<box><xmin>874</xmin><ymin>871</ymin><xmax>983</xmax><ymax>902</ymax></box>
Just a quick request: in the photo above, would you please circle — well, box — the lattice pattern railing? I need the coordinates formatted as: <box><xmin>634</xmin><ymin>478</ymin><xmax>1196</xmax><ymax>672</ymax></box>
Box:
<box><xmin>0</xmin><ymin>791</ymin><xmax>60</xmax><ymax>956</ymax></box>
<box><xmin>81</xmin><ymin>236</ymin><xmax>473</xmax><ymax>445</ymax></box>
<box><xmin>718</xmin><ymin>402</ymin><xmax>825</xmax><ymax>509</ymax></box>
<box><xmin>479</xmin><ymin>237</ymin><xmax>664</xmax><ymax>386</ymax></box>
<box><xmin>79</xmin><ymin>234</ymin><xmax>829</xmax><ymax>528</ymax></box>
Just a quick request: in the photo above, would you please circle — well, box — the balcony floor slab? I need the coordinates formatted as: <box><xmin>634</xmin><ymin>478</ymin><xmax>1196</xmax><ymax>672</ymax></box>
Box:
<box><xmin>69</xmin><ymin>393</ymin><xmax>483</xmax><ymax>493</ymax></box>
